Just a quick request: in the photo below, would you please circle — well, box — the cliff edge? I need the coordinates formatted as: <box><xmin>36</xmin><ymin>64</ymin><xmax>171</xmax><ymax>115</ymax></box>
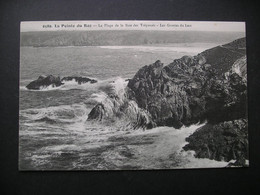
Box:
<box><xmin>88</xmin><ymin>38</ymin><xmax>248</xmax><ymax>164</ymax></box>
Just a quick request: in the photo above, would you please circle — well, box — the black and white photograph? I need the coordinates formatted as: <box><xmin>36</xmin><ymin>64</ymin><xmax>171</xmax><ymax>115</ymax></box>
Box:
<box><xmin>19</xmin><ymin>20</ymin><xmax>248</xmax><ymax>170</ymax></box>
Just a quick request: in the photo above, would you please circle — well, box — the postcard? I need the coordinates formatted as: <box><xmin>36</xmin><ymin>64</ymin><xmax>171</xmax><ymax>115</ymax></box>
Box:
<box><xmin>19</xmin><ymin>20</ymin><xmax>248</xmax><ymax>170</ymax></box>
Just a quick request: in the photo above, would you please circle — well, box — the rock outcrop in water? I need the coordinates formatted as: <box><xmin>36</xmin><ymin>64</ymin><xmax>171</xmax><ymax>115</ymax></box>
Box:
<box><xmin>87</xmin><ymin>82</ymin><xmax>156</xmax><ymax>129</ymax></box>
<box><xmin>88</xmin><ymin>37</ymin><xmax>248</xmax><ymax>164</ymax></box>
<box><xmin>26</xmin><ymin>75</ymin><xmax>97</xmax><ymax>90</ymax></box>
<box><xmin>61</xmin><ymin>76</ymin><xmax>97</xmax><ymax>84</ymax></box>
<box><xmin>26</xmin><ymin>75</ymin><xmax>63</xmax><ymax>90</ymax></box>
<box><xmin>183</xmin><ymin>119</ymin><xmax>248</xmax><ymax>165</ymax></box>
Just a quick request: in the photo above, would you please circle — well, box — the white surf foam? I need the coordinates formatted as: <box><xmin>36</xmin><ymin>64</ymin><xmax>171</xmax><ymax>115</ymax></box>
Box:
<box><xmin>86</xmin><ymin>77</ymin><xmax>129</xmax><ymax>104</ymax></box>
<box><xmin>98</xmin><ymin>44</ymin><xmax>218</xmax><ymax>54</ymax></box>
<box><xmin>20</xmin><ymin>103</ymin><xmax>89</xmax><ymax>123</ymax></box>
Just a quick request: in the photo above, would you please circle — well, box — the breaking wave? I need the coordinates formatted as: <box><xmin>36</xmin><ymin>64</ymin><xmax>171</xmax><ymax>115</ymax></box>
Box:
<box><xmin>20</xmin><ymin>104</ymin><xmax>89</xmax><ymax>124</ymax></box>
<box><xmin>20</xmin><ymin>76</ymin><xmax>131</xmax><ymax>130</ymax></box>
<box><xmin>88</xmin><ymin>77</ymin><xmax>128</xmax><ymax>103</ymax></box>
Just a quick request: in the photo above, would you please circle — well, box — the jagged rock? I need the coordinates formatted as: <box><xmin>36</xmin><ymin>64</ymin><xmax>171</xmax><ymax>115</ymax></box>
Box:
<box><xmin>126</xmin><ymin>38</ymin><xmax>247</xmax><ymax>128</ymax></box>
<box><xmin>26</xmin><ymin>75</ymin><xmax>63</xmax><ymax>90</ymax></box>
<box><xmin>200</xmin><ymin>37</ymin><xmax>246</xmax><ymax>75</ymax></box>
<box><xmin>61</xmin><ymin>76</ymin><xmax>97</xmax><ymax>84</ymax></box>
<box><xmin>183</xmin><ymin>119</ymin><xmax>248</xmax><ymax>162</ymax></box>
<box><xmin>87</xmin><ymin>37</ymin><xmax>248</xmax><ymax>163</ymax></box>
<box><xmin>87</xmin><ymin>96</ymin><xmax>156</xmax><ymax>129</ymax></box>
<box><xmin>87</xmin><ymin>104</ymin><xmax>105</xmax><ymax>121</ymax></box>
<box><xmin>89</xmin><ymin>38</ymin><xmax>247</xmax><ymax>129</ymax></box>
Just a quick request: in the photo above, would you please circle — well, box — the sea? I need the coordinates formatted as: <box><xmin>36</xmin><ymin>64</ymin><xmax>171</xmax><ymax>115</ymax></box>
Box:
<box><xmin>19</xmin><ymin>43</ymin><xmax>231</xmax><ymax>170</ymax></box>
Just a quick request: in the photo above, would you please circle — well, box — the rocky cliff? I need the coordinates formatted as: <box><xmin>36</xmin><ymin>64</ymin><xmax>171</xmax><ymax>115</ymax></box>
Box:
<box><xmin>88</xmin><ymin>37</ymin><xmax>248</xmax><ymax>164</ymax></box>
<box><xmin>126</xmin><ymin>58</ymin><xmax>246</xmax><ymax>128</ymax></box>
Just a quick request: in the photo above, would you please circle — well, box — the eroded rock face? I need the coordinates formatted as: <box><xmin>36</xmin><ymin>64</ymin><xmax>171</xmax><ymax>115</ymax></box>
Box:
<box><xmin>125</xmin><ymin>39</ymin><xmax>247</xmax><ymax>129</ymax></box>
<box><xmin>183</xmin><ymin>119</ymin><xmax>248</xmax><ymax>164</ymax></box>
<box><xmin>87</xmin><ymin>104</ymin><xmax>105</xmax><ymax>121</ymax></box>
<box><xmin>26</xmin><ymin>75</ymin><xmax>63</xmax><ymax>90</ymax></box>
<box><xmin>87</xmin><ymin>94</ymin><xmax>156</xmax><ymax>130</ymax></box>
<box><xmin>128</xmin><ymin>58</ymin><xmax>194</xmax><ymax>128</ymax></box>
<box><xmin>127</xmin><ymin>59</ymin><xmax>246</xmax><ymax>128</ymax></box>
<box><xmin>89</xmin><ymin>38</ymin><xmax>247</xmax><ymax>130</ymax></box>
<box><xmin>200</xmin><ymin>37</ymin><xmax>246</xmax><ymax>75</ymax></box>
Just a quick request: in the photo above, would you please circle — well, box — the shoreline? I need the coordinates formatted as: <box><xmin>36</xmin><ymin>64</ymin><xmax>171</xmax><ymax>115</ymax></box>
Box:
<box><xmin>107</xmin><ymin>124</ymin><xmax>231</xmax><ymax>169</ymax></box>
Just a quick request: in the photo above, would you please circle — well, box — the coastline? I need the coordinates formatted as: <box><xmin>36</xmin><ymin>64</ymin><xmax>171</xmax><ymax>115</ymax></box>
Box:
<box><xmin>102</xmin><ymin>124</ymin><xmax>231</xmax><ymax>170</ymax></box>
<box><xmin>19</xmin><ymin>36</ymin><xmax>248</xmax><ymax>170</ymax></box>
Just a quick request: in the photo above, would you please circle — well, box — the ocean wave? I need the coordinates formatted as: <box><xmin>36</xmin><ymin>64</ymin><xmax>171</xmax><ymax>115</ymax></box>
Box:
<box><xmin>20</xmin><ymin>77</ymin><xmax>132</xmax><ymax>134</ymax></box>
<box><xmin>111</xmin><ymin>77</ymin><xmax>128</xmax><ymax>99</ymax></box>
<box><xmin>85</xmin><ymin>77</ymin><xmax>129</xmax><ymax>105</ymax></box>
<box><xmin>20</xmin><ymin>103</ymin><xmax>89</xmax><ymax>124</ymax></box>
<box><xmin>19</xmin><ymin>85</ymin><xmax>63</xmax><ymax>91</ymax></box>
<box><xmin>59</xmin><ymin>79</ymin><xmax>98</xmax><ymax>91</ymax></box>
<box><xmin>34</xmin><ymin>116</ymin><xmax>58</xmax><ymax>124</ymax></box>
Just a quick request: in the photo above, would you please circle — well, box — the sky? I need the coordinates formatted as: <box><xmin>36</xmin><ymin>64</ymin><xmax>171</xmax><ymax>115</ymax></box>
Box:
<box><xmin>21</xmin><ymin>20</ymin><xmax>246</xmax><ymax>32</ymax></box>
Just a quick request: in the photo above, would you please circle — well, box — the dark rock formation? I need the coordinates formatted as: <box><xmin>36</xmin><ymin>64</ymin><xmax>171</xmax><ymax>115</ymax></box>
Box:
<box><xmin>127</xmin><ymin>57</ymin><xmax>211</xmax><ymax>128</ymax></box>
<box><xmin>26</xmin><ymin>75</ymin><xmax>63</xmax><ymax>90</ymax></box>
<box><xmin>222</xmin><ymin>37</ymin><xmax>246</xmax><ymax>50</ymax></box>
<box><xmin>183</xmin><ymin>119</ymin><xmax>248</xmax><ymax>165</ymax></box>
<box><xmin>61</xmin><ymin>76</ymin><xmax>97</xmax><ymax>84</ymax></box>
<box><xmin>26</xmin><ymin>75</ymin><xmax>97</xmax><ymax>90</ymax></box>
<box><xmin>125</xmin><ymin>38</ymin><xmax>247</xmax><ymax>129</ymax></box>
<box><xmin>88</xmin><ymin>37</ymin><xmax>248</xmax><ymax>164</ymax></box>
<box><xmin>87</xmin><ymin>95</ymin><xmax>156</xmax><ymax>130</ymax></box>
<box><xmin>87</xmin><ymin>103</ymin><xmax>105</xmax><ymax>121</ymax></box>
<box><xmin>200</xmin><ymin>37</ymin><xmax>246</xmax><ymax>75</ymax></box>
<box><xmin>89</xmin><ymin>38</ymin><xmax>247</xmax><ymax>128</ymax></box>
